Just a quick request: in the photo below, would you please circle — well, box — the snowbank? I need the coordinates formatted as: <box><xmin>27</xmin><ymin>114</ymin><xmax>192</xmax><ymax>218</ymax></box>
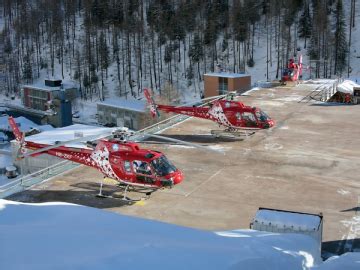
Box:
<box><xmin>313</xmin><ymin>253</ymin><xmax>360</xmax><ymax>269</ymax></box>
<box><xmin>0</xmin><ymin>200</ymin><xmax>358</xmax><ymax>269</ymax></box>
<box><xmin>0</xmin><ymin>199</ymin><xmax>323</xmax><ymax>270</ymax></box>
<box><xmin>337</xmin><ymin>80</ymin><xmax>360</xmax><ymax>94</ymax></box>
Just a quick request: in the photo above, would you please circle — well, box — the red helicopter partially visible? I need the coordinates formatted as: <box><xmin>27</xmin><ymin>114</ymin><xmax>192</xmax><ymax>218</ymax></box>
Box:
<box><xmin>281</xmin><ymin>54</ymin><xmax>303</xmax><ymax>84</ymax></box>
<box><xmin>8</xmin><ymin>117</ymin><xmax>183</xmax><ymax>201</ymax></box>
<box><xmin>144</xmin><ymin>88</ymin><xmax>274</xmax><ymax>137</ymax></box>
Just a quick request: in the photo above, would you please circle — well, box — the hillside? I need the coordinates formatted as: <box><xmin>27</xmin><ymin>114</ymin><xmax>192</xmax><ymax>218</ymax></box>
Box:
<box><xmin>0</xmin><ymin>0</ymin><xmax>358</xmax><ymax>104</ymax></box>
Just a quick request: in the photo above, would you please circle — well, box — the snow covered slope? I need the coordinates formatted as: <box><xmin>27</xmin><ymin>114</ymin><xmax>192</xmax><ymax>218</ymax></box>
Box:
<box><xmin>0</xmin><ymin>199</ymin><xmax>357</xmax><ymax>270</ymax></box>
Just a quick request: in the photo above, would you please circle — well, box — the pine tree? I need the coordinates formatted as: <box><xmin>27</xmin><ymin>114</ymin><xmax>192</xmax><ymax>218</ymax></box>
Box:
<box><xmin>22</xmin><ymin>52</ymin><xmax>32</xmax><ymax>83</ymax></box>
<box><xmin>99</xmin><ymin>32</ymin><xmax>109</xmax><ymax>76</ymax></box>
<box><xmin>334</xmin><ymin>0</ymin><xmax>347</xmax><ymax>75</ymax></box>
<box><xmin>188</xmin><ymin>33</ymin><xmax>203</xmax><ymax>81</ymax></box>
<box><xmin>298</xmin><ymin>2</ymin><xmax>312</xmax><ymax>48</ymax></box>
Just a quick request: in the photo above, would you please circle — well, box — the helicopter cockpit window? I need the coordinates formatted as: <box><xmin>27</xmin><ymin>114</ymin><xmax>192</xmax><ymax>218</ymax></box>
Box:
<box><xmin>225</xmin><ymin>102</ymin><xmax>231</xmax><ymax>108</ymax></box>
<box><xmin>133</xmin><ymin>160</ymin><xmax>152</xmax><ymax>175</ymax></box>
<box><xmin>124</xmin><ymin>160</ymin><xmax>131</xmax><ymax>173</ymax></box>
<box><xmin>242</xmin><ymin>112</ymin><xmax>256</xmax><ymax>122</ymax></box>
<box><xmin>242</xmin><ymin>112</ymin><xmax>257</xmax><ymax>126</ymax></box>
<box><xmin>255</xmin><ymin>110</ymin><xmax>269</xmax><ymax>122</ymax></box>
<box><xmin>151</xmin><ymin>156</ymin><xmax>177</xmax><ymax>177</ymax></box>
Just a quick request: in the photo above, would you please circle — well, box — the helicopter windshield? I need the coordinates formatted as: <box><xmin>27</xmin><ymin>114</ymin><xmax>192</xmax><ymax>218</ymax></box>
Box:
<box><xmin>151</xmin><ymin>155</ymin><xmax>177</xmax><ymax>176</ymax></box>
<box><xmin>256</xmin><ymin>110</ymin><xmax>270</xmax><ymax>122</ymax></box>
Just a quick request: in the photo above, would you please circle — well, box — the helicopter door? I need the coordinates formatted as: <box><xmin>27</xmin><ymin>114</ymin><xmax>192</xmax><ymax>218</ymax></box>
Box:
<box><xmin>242</xmin><ymin>112</ymin><xmax>258</xmax><ymax>127</ymax></box>
<box><xmin>255</xmin><ymin>111</ymin><xmax>264</xmax><ymax>123</ymax></box>
<box><xmin>122</xmin><ymin>160</ymin><xmax>133</xmax><ymax>181</ymax></box>
<box><xmin>132</xmin><ymin>160</ymin><xmax>155</xmax><ymax>184</ymax></box>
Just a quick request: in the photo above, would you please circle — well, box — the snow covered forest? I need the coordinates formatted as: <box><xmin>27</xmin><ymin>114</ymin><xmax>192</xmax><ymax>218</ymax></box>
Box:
<box><xmin>0</xmin><ymin>0</ymin><xmax>356</xmax><ymax>101</ymax></box>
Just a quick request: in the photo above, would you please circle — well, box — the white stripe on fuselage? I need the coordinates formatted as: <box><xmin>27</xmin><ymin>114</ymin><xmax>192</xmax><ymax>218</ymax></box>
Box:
<box><xmin>207</xmin><ymin>103</ymin><xmax>233</xmax><ymax>128</ymax></box>
<box><xmin>91</xmin><ymin>146</ymin><xmax>119</xmax><ymax>180</ymax></box>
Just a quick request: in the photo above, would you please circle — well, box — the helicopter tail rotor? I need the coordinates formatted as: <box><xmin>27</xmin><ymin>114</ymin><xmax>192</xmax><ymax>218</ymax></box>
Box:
<box><xmin>8</xmin><ymin>116</ymin><xmax>23</xmax><ymax>142</ymax></box>
<box><xmin>144</xmin><ymin>88</ymin><xmax>160</xmax><ymax>118</ymax></box>
<box><xmin>8</xmin><ymin>117</ymin><xmax>27</xmax><ymax>159</ymax></box>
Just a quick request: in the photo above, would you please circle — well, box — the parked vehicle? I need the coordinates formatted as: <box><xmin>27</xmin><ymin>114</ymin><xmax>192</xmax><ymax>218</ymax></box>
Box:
<box><xmin>5</xmin><ymin>165</ymin><xmax>18</xmax><ymax>179</ymax></box>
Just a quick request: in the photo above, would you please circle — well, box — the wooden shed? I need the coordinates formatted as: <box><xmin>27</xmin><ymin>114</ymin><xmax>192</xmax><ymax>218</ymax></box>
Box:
<box><xmin>203</xmin><ymin>73</ymin><xmax>251</xmax><ymax>98</ymax></box>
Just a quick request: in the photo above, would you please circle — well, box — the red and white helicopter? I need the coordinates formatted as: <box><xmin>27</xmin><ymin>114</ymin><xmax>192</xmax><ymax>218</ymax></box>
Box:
<box><xmin>281</xmin><ymin>55</ymin><xmax>303</xmax><ymax>84</ymax></box>
<box><xmin>8</xmin><ymin>116</ymin><xmax>184</xmax><ymax>201</ymax></box>
<box><xmin>144</xmin><ymin>88</ymin><xmax>275</xmax><ymax>137</ymax></box>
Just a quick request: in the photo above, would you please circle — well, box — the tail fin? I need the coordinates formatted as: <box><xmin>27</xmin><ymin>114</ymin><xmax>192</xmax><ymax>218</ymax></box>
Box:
<box><xmin>8</xmin><ymin>116</ymin><xmax>24</xmax><ymax>142</ymax></box>
<box><xmin>144</xmin><ymin>88</ymin><xmax>160</xmax><ymax>118</ymax></box>
<box><xmin>298</xmin><ymin>54</ymin><xmax>303</xmax><ymax>77</ymax></box>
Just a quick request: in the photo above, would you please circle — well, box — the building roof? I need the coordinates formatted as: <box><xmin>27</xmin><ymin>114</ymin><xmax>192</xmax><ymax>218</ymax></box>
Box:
<box><xmin>253</xmin><ymin>209</ymin><xmax>321</xmax><ymax>231</ymax></box>
<box><xmin>204</xmin><ymin>72</ymin><xmax>250</xmax><ymax>78</ymax></box>
<box><xmin>22</xmin><ymin>81</ymin><xmax>77</xmax><ymax>92</ymax></box>
<box><xmin>97</xmin><ymin>98</ymin><xmax>147</xmax><ymax>113</ymax></box>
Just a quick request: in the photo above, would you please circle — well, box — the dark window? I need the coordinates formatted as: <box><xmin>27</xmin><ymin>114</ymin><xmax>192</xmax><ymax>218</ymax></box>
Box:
<box><xmin>219</xmin><ymin>77</ymin><xmax>228</xmax><ymax>95</ymax></box>
<box><xmin>124</xmin><ymin>161</ymin><xmax>131</xmax><ymax>173</ymax></box>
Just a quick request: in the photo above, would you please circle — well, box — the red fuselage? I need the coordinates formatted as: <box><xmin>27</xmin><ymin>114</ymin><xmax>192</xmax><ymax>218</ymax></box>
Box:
<box><xmin>157</xmin><ymin>100</ymin><xmax>274</xmax><ymax>129</ymax></box>
<box><xmin>23</xmin><ymin>139</ymin><xmax>183</xmax><ymax>188</ymax></box>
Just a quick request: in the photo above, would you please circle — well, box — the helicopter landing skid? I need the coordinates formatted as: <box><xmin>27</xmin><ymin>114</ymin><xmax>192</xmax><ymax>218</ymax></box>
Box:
<box><xmin>96</xmin><ymin>180</ymin><xmax>154</xmax><ymax>203</ymax></box>
<box><xmin>211</xmin><ymin>129</ymin><xmax>255</xmax><ymax>139</ymax></box>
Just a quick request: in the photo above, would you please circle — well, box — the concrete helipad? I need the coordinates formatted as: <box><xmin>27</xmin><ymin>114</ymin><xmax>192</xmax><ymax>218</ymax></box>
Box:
<box><xmin>9</xmin><ymin>82</ymin><xmax>360</xmax><ymax>256</ymax></box>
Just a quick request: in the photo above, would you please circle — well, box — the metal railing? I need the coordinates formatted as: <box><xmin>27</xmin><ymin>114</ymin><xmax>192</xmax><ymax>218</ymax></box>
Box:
<box><xmin>0</xmin><ymin>160</ymin><xmax>79</xmax><ymax>199</ymax></box>
<box><xmin>321</xmin><ymin>78</ymin><xmax>344</xmax><ymax>102</ymax></box>
<box><xmin>299</xmin><ymin>79</ymin><xmax>342</xmax><ymax>103</ymax></box>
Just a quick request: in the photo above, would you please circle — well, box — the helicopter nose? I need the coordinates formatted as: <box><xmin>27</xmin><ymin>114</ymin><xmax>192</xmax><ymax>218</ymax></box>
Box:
<box><xmin>173</xmin><ymin>171</ymin><xmax>184</xmax><ymax>185</ymax></box>
<box><xmin>267</xmin><ymin>119</ymin><xmax>275</xmax><ymax>128</ymax></box>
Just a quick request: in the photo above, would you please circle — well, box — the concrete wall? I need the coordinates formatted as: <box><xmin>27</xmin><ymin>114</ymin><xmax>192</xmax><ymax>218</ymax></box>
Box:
<box><xmin>204</xmin><ymin>75</ymin><xmax>219</xmax><ymax>98</ymax></box>
<box><xmin>204</xmin><ymin>75</ymin><xmax>252</xmax><ymax>98</ymax></box>
<box><xmin>230</xmin><ymin>76</ymin><xmax>251</xmax><ymax>93</ymax></box>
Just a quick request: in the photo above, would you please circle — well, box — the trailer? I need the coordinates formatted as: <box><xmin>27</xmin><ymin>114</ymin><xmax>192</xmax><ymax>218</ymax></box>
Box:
<box><xmin>250</xmin><ymin>207</ymin><xmax>323</xmax><ymax>253</ymax></box>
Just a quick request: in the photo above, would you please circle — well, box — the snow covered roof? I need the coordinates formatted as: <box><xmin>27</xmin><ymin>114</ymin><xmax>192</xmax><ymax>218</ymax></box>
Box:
<box><xmin>337</xmin><ymin>80</ymin><xmax>360</xmax><ymax>94</ymax></box>
<box><xmin>0</xmin><ymin>199</ymin><xmax>328</xmax><ymax>270</ymax></box>
<box><xmin>22</xmin><ymin>81</ymin><xmax>77</xmax><ymax>92</ymax></box>
<box><xmin>253</xmin><ymin>209</ymin><xmax>322</xmax><ymax>231</ymax></box>
<box><xmin>25</xmin><ymin>124</ymin><xmax>116</xmax><ymax>148</ymax></box>
<box><xmin>97</xmin><ymin>98</ymin><xmax>147</xmax><ymax>112</ymax></box>
<box><xmin>0</xmin><ymin>116</ymin><xmax>53</xmax><ymax>133</ymax></box>
<box><xmin>204</xmin><ymin>72</ymin><xmax>251</xmax><ymax>78</ymax></box>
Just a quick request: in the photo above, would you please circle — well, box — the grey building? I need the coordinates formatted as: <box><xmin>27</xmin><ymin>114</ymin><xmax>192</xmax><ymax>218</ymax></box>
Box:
<box><xmin>21</xmin><ymin>79</ymin><xmax>78</xmax><ymax>110</ymax></box>
<box><xmin>97</xmin><ymin>99</ymin><xmax>155</xmax><ymax>130</ymax></box>
<box><xmin>20</xmin><ymin>79</ymin><xmax>79</xmax><ymax>127</ymax></box>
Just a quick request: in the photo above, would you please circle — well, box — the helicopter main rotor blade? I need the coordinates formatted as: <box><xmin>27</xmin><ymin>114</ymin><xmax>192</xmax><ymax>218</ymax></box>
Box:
<box><xmin>137</xmin><ymin>132</ymin><xmax>224</xmax><ymax>154</ymax></box>
<box><xmin>19</xmin><ymin>131</ymin><xmax>114</xmax><ymax>158</ymax></box>
<box><xmin>178</xmin><ymin>94</ymin><xmax>228</xmax><ymax>108</ymax></box>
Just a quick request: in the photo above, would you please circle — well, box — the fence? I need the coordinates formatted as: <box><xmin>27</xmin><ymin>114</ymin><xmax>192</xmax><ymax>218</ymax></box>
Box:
<box><xmin>320</xmin><ymin>79</ymin><xmax>342</xmax><ymax>102</ymax></box>
<box><xmin>0</xmin><ymin>160</ymin><xmax>79</xmax><ymax>199</ymax></box>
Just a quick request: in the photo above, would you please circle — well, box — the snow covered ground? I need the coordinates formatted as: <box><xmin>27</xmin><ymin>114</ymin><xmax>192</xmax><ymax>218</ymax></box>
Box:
<box><xmin>0</xmin><ymin>115</ymin><xmax>53</xmax><ymax>133</ymax></box>
<box><xmin>0</xmin><ymin>199</ymin><xmax>358</xmax><ymax>270</ymax></box>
